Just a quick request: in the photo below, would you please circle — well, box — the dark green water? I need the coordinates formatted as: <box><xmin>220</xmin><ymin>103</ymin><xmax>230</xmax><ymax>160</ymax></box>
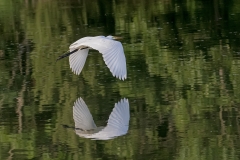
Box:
<box><xmin>1</xmin><ymin>0</ymin><xmax>240</xmax><ymax>159</ymax></box>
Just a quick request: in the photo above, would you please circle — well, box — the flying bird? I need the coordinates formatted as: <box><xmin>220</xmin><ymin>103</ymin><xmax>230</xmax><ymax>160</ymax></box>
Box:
<box><xmin>72</xmin><ymin>97</ymin><xmax>130</xmax><ymax>140</ymax></box>
<box><xmin>57</xmin><ymin>36</ymin><xmax>127</xmax><ymax>80</ymax></box>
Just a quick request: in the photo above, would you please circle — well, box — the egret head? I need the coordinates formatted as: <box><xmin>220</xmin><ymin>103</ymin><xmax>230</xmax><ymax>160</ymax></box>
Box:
<box><xmin>107</xmin><ymin>35</ymin><xmax>122</xmax><ymax>40</ymax></box>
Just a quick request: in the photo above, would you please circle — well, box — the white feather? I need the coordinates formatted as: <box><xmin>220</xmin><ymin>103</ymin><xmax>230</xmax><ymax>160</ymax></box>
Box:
<box><xmin>68</xmin><ymin>36</ymin><xmax>127</xmax><ymax>80</ymax></box>
<box><xmin>72</xmin><ymin>97</ymin><xmax>130</xmax><ymax>140</ymax></box>
<box><xmin>69</xmin><ymin>49</ymin><xmax>89</xmax><ymax>75</ymax></box>
<box><xmin>73</xmin><ymin>97</ymin><xmax>97</xmax><ymax>130</ymax></box>
<box><xmin>87</xmin><ymin>98</ymin><xmax>129</xmax><ymax>140</ymax></box>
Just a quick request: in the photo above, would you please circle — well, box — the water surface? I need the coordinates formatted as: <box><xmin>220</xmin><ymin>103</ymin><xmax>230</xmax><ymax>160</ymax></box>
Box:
<box><xmin>1</xmin><ymin>0</ymin><xmax>240</xmax><ymax>159</ymax></box>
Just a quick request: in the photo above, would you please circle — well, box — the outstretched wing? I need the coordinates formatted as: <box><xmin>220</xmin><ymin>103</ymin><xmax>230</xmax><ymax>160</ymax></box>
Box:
<box><xmin>105</xmin><ymin>98</ymin><xmax>130</xmax><ymax>132</ymax></box>
<box><xmin>73</xmin><ymin>97</ymin><xmax>97</xmax><ymax>130</ymax></box>
<box><xmin>88</xmin><ymin>98</ymin><xmax>130</xmax><ymax>140</ymax></box>
<box><xmin>69</xmin><ymin>48</ymin><xmax>89</xmax><ymax>75</ymax></box>
<box><xmin>80</xmin><ymin>36</ymin><xmax>127</xmax><ymax>80</ymax></box>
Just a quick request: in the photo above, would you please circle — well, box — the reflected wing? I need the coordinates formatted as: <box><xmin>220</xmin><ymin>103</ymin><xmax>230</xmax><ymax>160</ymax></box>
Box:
<box><xmin>80</xmin><ymin>37</ymin><xmax>127</xmax><ymax>80</ymax></box>
<box><xmin>69</xmin><ymin>48</ymin><xmax>89</xmax><ymax>75</ymax></box>
<box><xmin>73</xmin><ymin>97</ymin><xmax>97</xmax><ymax>130</ymax></box>
<box><xmin>88</xmin><ymin>98</ymin><xmax>130</xmax><ymax>140</ymax></box>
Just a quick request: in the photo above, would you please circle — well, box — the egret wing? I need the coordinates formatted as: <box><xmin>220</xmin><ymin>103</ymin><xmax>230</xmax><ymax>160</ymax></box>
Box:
<box><xmin>69</xmin><ymin>48</ymin><xmax>89</xmax><ymax>75</ymax></box>
<box><xmin>88</xmin><ymin>98</ymin><xmax>130</xmax><ymax>140</ymax></box>
<box><xmin>81</xmin><ymin>37</ymin><xmax>127</xmax><ymax>80</ymax></box>
<box><xmin>73</xmin><ymin>97</ymin><xmax>97</xmax><ymax>130</ymax></box>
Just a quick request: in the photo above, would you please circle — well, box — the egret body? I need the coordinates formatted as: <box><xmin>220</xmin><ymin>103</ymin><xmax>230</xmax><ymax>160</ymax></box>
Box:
<box><xmin>57</xmin><ymin>36</ymin><xmax>127</xmax><ymax>80</ymax></box>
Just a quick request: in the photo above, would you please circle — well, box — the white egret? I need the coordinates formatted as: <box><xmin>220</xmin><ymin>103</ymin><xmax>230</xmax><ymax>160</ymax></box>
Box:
<box><xmin>73</xmin><ymin>97</ymin><xmax>130</xmax><ymax>140</ymax></box>
<box><xmin>57</xmin><ymin>36</ymin><xmax>127</xmax><ymax>80</ymax></box>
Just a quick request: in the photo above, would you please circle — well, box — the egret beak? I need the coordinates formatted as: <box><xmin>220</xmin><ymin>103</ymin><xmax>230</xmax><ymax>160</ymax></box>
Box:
<box><xmin>113</xmin><ymin>36</ymin><xmax>123</xmax><ymax>40</ymax></box>
<box><xmin>56</xmin><ymin>49</ymin><xmax>78</xmax><ymax>62</ymax></box>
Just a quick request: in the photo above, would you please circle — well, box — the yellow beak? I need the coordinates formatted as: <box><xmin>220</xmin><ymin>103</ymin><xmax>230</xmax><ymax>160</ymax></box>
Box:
<box><xmin>113</xmin><ymin>36</ymin><xmax>123</xmax><ymax>40</ymax></box>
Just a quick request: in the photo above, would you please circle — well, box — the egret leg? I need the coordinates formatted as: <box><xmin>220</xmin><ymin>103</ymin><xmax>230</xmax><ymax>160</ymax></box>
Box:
<box><xmin>56</xmin><ymin>49</ymin><xmax>78</xmax><ymax>61</ymax></box>
<box><xmin>61</xmin><ymin>124</ymin><xmax>84</xmax><ymax>131</ymax></box>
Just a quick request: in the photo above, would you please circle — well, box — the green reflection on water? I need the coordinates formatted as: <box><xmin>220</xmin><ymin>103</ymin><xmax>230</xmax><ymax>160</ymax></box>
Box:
<box><xmin>1</xmin><ymin>0</ymin><xmax>240</xmax><ymax>159</ymax></box>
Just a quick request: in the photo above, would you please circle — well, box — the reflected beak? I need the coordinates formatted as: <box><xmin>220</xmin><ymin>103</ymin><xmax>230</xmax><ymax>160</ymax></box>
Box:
<box><xmin>113</xmin><ymin>36</ymin><xmax>123</xmax><ymax>40</ymax></box>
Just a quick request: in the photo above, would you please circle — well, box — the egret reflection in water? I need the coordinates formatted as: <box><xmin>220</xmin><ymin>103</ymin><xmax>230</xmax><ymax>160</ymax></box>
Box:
<box><xmin>72</xmin><ymin>97</ymin><xmax>130</xmax><ymax>140</ymax></box>
<box><xmin>57</xmin><ymin>36</ymin><xmax>127</xmax><ymax>80</ymax></box>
